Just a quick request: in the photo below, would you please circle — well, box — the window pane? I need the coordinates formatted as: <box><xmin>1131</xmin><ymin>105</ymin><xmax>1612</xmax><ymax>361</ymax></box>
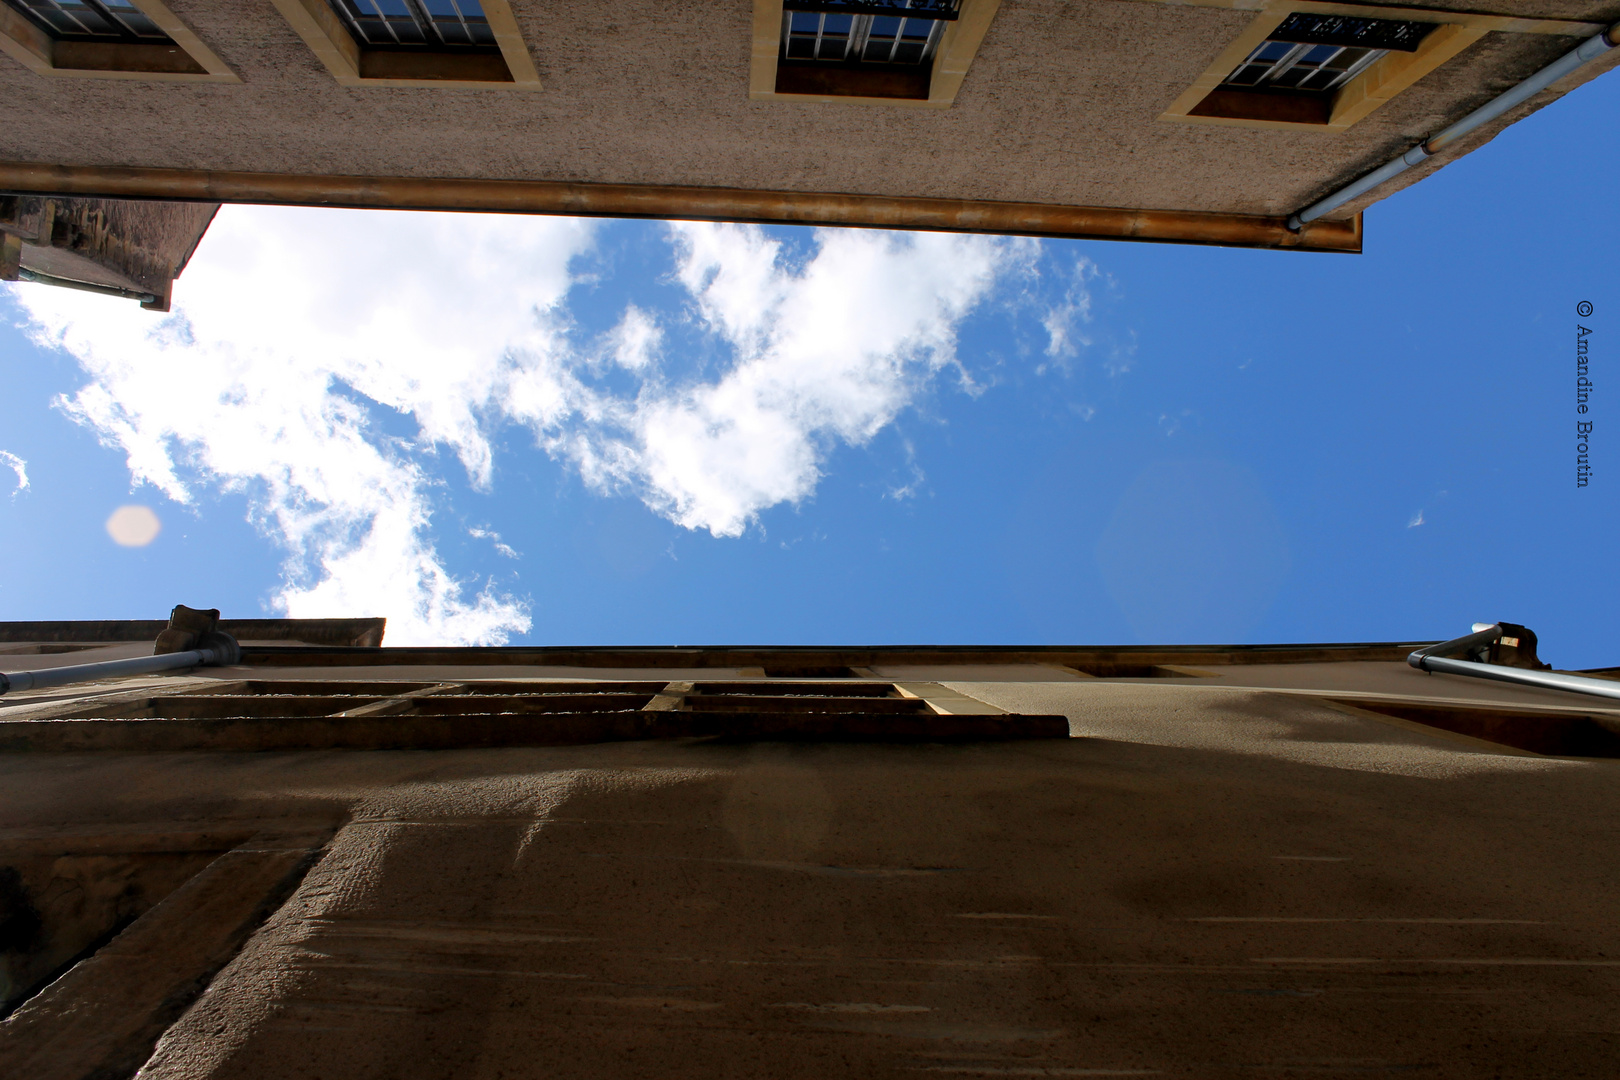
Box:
<box><xmin>12</xmin><ymin>0</ymin><xmax>91</xmax><ymax>34</ymax></box>
<box><xmin>434</xmin><ymin>20</ymin><xmax>469</xmax><ymax>44</ymax></box>
<box><xmin>97</xmin><ymin>0</ymin><xmax>166</xmax><ymax>37</ymax></box>
<box><xmin>52</xmin><ymin>0</ymin><xmax>118</xmax><ymax>34</ymax></box>
<box><xmin>1324</xmin><ymin>46</ymin><xmax>1371</xmax><ymax>71</ymax></box>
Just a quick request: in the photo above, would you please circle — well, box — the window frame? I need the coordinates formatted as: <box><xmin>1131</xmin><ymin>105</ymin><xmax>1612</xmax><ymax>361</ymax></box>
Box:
<box><xmin>1160</xmin><ymin>1</ymin><xmax>1498</xmax><ymax>133</ymax></box>
<box><xmin>750</xmin><ymin>0</ymin><xmax>999</xmax><ymax>108</ymax></box>
<box><xmin>0</xmin><ymin>0</ymin><xmax>236</xmax><ymax>81</ymax></box>
<box><xmin>270</xmin><ymin>0</ymin><xmax>539</xmax><ymax>90</ymax></box>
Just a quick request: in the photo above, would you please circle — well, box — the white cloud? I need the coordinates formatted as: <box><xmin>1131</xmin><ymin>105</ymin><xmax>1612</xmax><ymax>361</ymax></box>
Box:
<box><xmin>16</xmin><ymin>206</ymin><xmax>591</xmax><ymax>645</ymax></box>
<box><xmin>550</xmin><ymin>222</ymin><xmax>1018</xmax><ymax>537</ymax></box>
<box><xmin>12</xmin><ymin>209</ymin><xmax>1027</xmax><ymax>639</ymax></box>
<box><xmin>1408</xmin><ymin>510</ymin><xmax>1425</xmax><ymax>528</ymax></box>
<box><xmin>605</xmin><ymin>305</ymin><xmax>661</xmax><ymax>373</ymax></box>
<box><xmin>0</xmin><ymin>450</ymin><xmax>26</xmax><ymax>493</ymax></box>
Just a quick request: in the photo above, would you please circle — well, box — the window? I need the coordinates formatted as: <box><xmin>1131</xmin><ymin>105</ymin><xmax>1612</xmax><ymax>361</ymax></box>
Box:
<box><xmin>783</xmin><ymin>8</ymin><xmax>946</xmax><ymax>66</ymax></box>
<box><xmin>0</xmin><ymin>0</ymin><xmax>234</xmax><ymax>80</ymax></box>
<box><xmin>777</xmin><ymin>1</ymin><xmax>953</xmax><ymax>99</ymax></box>
<box><xmin>329</xmin><ymin>0</ymin><xmax>496</xmax><ymax>49</ymax></box>
<box><xmin>751</xmin><ymin>0</ymin><xmax>998</xmax><ymax>108</ymax></box>
<box><xmin>9</xmin><ymin>0</ymin><xmax>172</xmax><ymax>43</ymax></box>
<box><xmin>270</xmin><ymin>0</ymin><xmax>538</xmax><ymax>89</ymax></box>
<box><xmin>1160</xmin><ymin>5</ymin><xmax>1486</xmax><ymax>132</ymax></box>
<box><xmin>1201</xmin><ymin>14</ymin><xmax>1436</xmax><ymax>124</ymax></box>
<box><xmin>1224</xmin><ymin>14</ymin><xmax>1437</xmax><ymax>95</ymax></box>
<box><xmin>2</xmin><ymin>679</ymin><xmax>1067</xmax><ymax>749</ymax></box>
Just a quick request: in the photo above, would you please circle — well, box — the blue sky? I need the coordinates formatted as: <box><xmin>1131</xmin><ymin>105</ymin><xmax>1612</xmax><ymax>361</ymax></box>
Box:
<box><xmin>2</xmin><ymin>75</ymin><xmax>1616</xmax><ymax>665</ymax></box>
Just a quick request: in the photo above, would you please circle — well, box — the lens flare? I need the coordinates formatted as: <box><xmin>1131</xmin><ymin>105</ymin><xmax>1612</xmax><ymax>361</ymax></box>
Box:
<box><xmin>106</xmin><ymin>505</ymin><xmax>162</xmax><ymax>547</ymax></box>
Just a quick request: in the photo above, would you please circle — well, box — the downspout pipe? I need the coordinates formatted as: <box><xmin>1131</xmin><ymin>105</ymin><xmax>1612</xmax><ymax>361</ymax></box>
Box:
<box><xmin>0</xmin><ymin>637</ymin><xmax>239</xmax><ymax>696</ymax></box>
<box><xmin>16</xmin><ymin>267</ymin><xmax>162</xmax><ymax>306</ymax></box>
<box><xmin>1288</xmin><ymin>21</ymin><xmax>1620</xmax><ymax>230</ymax></box>
<box><xmin>1408</xmin><ymin>625</ymin><xmax>1620</xmax><ymax>703</ymax></box>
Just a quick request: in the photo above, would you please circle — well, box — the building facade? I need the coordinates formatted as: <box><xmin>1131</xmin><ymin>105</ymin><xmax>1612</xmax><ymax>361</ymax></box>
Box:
<box><xmin>3</xmin><ymin>0</ymin><xmax>1619</xmax><ymax>257</ymax></box>
<box><xmin>2</xmin><ymin>617</ymin><xmax>1618</xmax><ymax>1077</ymax></box>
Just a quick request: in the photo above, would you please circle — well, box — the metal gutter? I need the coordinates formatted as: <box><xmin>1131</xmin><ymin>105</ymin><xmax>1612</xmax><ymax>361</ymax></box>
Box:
<box><xmin>233</xmin><ymin>640</ymin><xmax>1431</xmax><ymax>669</ymax></box>
<box><xmin>1289</xmin><ymin>21</ymin><xmax>1620</xmax><ymax>230</ymax></box>
<box><xmin>0</xmin><ymin>162</ymin><xmax>1361</xmax><ymax>253</ymax></box>
<box><xmin>1408</xmin><ymin>625</ymin><xmax>1620</xmax><ymax>703</ymax></box>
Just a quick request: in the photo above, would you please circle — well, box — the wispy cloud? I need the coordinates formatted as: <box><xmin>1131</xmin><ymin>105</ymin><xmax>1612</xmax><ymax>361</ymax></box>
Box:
<box><xmin>468</xmin><ymin>526</ymin><xmax>520</xmax><ymax>560</ymax></box>
<box><xmin>885</xmin><ymin>442</ymin><xmax>926</xmax><ymax>502</ymax></box>
<box><xmin>1158</xmin><ymin>409</ymin><xmax>1192</xmax><ymax>437</ymax></box>
<box><xmin>1105</xmin><ymin>328</ymin><xmax>1139</xmax><ymax>377</ymax></box>
<box><xmin>12</xmin><ymin>208</ymin><xmax>1029</xmax><ymax>641</ymax></box>
<box><xmin>1041</xmin><ymin>257</ymin><xmax>1097</xmax><ymax>363</ymax></box>
<box><xmin>0</xmin><ymin>450</ymin><xmax>26</xmax><ymax>494</ymax></box>
<box><xmin>1408</xmin><ymin>510</ymin><xmax>1425</xmax><ymax>528</ymax></box>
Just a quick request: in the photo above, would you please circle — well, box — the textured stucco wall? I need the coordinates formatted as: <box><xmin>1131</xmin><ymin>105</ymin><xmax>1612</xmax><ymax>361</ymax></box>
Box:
<box><xmin>2</xmin><ymin>674</ymin><xmax>1618</xmax><ymax>1078</ymax></box>
<box><xmin>3</xmin><ymin>0</ymin><xmax>1619</xmax><ymax>219</ymax></box>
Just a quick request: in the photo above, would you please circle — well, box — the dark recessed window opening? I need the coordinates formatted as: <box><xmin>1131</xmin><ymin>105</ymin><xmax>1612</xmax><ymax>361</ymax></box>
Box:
<box><xmin>320</xmin><ymin>0</ymin><xmax>514</xmax><ymax>82</ymax></box>
<box><xmin>4</xmin><ymin>0</ymin><xmax>210</xmax><ymax>73</ymax></box>
<box><xmin>762</xmin><ymin>664</ymin><xmax>861</xmax><ymax>679</ymax></box>
<box><xmin>1191</xmin><ymin>12</ymin><xmax>1436</xmax><ymax>125</ymax></box>
<box><xmin>327</xmin><ymin>0</ymin><xmax>497</xmax><ymax>51</ymax></box>
<box><xmin>776</xmin><ymin>0</ymin><xmax>956</xmax><ymax>100</ymax></box>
